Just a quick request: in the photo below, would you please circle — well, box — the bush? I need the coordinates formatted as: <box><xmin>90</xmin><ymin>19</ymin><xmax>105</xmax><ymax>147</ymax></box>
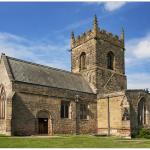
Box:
<box><xmin>138</xmin><ymin>128</ymin><xmax>150</xmax><ymax>139</ymax></box>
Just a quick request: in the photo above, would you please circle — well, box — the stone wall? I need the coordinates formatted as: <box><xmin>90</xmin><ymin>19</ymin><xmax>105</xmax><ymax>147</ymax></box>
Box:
<box><xmin>96</xmin><ymin>35</ymin><xmax>125</xmax><ymax>75</ymax></box>
<box><xmin>97</xmin><ymin>92</ymin><xmax>131</xmax><ymax>137</ymax></box>
<box><xmin>96</xmin><ymin>37</ymin><xmax>126</xmax><ymax>94</ymax></box>
<box><xmin>0</xmin><ymin>55</ymin><xmax>13</xmax><ymax>135</ymax></box>
<box><xmin>71</xmin><ymin>22</ymin><xmax>126</xmax><ymax>95</ymax></box>
<box><xmin>96</xmin><ymin>69</ymin><xmax>126</xmax><ymax>94</ymax></box>
<box><xmin>126</xmin><ymin>90</ymin><xmax>150</xmax><ymax>136</ymax></box>
<box><xmin>11</xmin><ymin>81</ymin><xmax>97</xmax><ymax>135</ymax></box>
<box><xmin>71</xmin><ymin>38</ymin><xmax>97</xmax><ymax>93</ymax></box>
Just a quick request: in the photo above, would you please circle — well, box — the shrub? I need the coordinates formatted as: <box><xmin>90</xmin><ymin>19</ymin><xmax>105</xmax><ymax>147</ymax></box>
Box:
<box><xmin>138</xmin><ymin>128</ymin><xmax>150</xmax><ymax>139</ymax></box>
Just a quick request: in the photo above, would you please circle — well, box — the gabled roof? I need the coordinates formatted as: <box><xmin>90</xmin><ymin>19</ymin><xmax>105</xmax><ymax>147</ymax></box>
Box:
<box><xmin>2</xmin><ymin>54</ymin><xmax>93</xmax><ymax>94</ymax></box>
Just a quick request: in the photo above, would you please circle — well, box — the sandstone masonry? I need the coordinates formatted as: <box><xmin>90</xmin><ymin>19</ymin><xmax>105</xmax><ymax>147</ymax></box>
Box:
<box><xmin>0</xmin><ymin>15</ymin><xmax>149</xmax><ymax>137</ymax></box>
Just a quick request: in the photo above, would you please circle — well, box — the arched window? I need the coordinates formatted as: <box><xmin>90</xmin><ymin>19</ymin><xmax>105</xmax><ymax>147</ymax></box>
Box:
<box><xmin>138</xmin><ymin>98</ymin><xmax>146</xmax><ymax>126</ymax></box>
<box><xmin>107</xmin><ymin>51</ymin><xmax>114</xmax><ymax>70</ymax></box>
<box><xmin>0</xmin><ymin>84</ymin><xmax>6</xmax><ymax>119</ymax></box>
<box><xmin>80</xmin><ymin>52</ymin><xmax>86</xmax><ymax>70</ymax></box>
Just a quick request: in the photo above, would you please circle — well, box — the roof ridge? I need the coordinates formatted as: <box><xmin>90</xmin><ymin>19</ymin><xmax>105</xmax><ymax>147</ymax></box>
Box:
<box><xmin>15</xmin><ymin>80</ymin><xmax>94</xmax><ymax>94</ymax></box>
<box><xmin>6</xmin><ymin>55</ymin><xmax>81</xmax><ymax>76</ymax></box>
<box><xmin>4</xmin><ymin>54</ymin><xmax>94</xmax><ymax>94</ymax></box>
<box><xmin>126</xmin><ymin>89</ymin><xmax>145</xmax><ymax>91</ymax></box>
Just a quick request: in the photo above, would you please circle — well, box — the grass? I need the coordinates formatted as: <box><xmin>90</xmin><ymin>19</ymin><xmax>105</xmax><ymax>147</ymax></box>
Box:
<box><xmin>0</xmin><ymin>134</ymin><xmax>150</xmax><ymax>148</ymax></box>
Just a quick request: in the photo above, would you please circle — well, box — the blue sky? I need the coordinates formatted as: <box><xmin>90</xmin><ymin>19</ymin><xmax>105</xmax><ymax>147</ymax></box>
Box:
<box><xmin>0</xmin><ymin>2</ymin><xmax>149</xmax><ymax>90</ymax></box>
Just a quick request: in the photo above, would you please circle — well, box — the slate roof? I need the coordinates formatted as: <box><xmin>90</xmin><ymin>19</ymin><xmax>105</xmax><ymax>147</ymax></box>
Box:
<box><xmin>4</xmin><ymin>55</ymin><xmax>93</xmax><ymax>93</ymax></box>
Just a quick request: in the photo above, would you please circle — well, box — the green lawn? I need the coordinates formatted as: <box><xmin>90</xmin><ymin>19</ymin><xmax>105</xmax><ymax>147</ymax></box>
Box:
<box><xmin>0</xmin><ymin>135</ymin><xmax>150</xmax><ymax>148</ymax></box>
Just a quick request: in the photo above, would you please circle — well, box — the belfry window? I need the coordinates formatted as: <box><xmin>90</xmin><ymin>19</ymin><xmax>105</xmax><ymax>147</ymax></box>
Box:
<box><xmin>61</xmin><ymin>101</ymin><xmax>70</xmax><ymax>118</ymax></box>
<box><xmin>0</xmin><ymin>84</ymin><xmax>6</xmax><ymax>119</ymax></box>
<box><xmin>80</xmin><ymin>52</ymin><xmax>86</xmax><ymax>70</ymax></box>
<box><xmin>107</xmin><ymin>51</ymin><xmax>114</xmax><ymax>70</ymax></box>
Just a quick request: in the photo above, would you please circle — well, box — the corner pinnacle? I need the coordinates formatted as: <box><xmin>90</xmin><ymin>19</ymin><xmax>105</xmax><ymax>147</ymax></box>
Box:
<box><xmin>93</xmin><ymin>15</ymin><xmax>99</xmax><ymax>35</ymax></box>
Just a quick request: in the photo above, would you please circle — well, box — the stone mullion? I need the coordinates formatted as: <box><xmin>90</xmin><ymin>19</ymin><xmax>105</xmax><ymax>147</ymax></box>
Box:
<box><xmin>6</xmin><ymin>92</ymin><xmax>15</xmax><ymax>135</ymax></box>
<box><xmin>0</xmin><ymin>99</ymin><xmax>1</xmax><ymax>119</ymax></box>
<box><xmin>143</xmin><ymin>102</ymin><xmax>147</xmax><ymax>125</ymax></box>
<box><xmin>1</xmin><ymin>98</ymin><xmax>4</xmax><ymax>119</ymax></box>
<box><xmin>142</xmin><ymin>102</ymin><xmax>145</xmax><ymax>125</ymax></box>
<box><xmin>145</xmin><ymin>105</ymin><xmax>148</xmax><ymax>125</ymax></box>
<box><xmin>4</xmin><ymin>97</ymin><xmax>6</xmax><ymax>119</ymax></box>
<box><xmin>2</xmin><ymin>95</ymin><xmax>5</xmax><ymax>119</ymax></box>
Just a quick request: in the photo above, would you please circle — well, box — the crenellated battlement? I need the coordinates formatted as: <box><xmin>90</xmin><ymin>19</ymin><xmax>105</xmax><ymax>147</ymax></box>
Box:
<box><xmin>71</xmin><ymin>29</ymin><xmax>95</xmax><ymax>48</ymax></box>
<box><xmin>71</xmin><ymin>15</ymin><xmax>124</xmax><ymax>49</ymax></box>
<box><xmin>97</xmin><ymin>29</ymin><xmax>124</xmax><ymax>48</ymax></box>
<box><xmin>100</xmin><ymin>29</ymin><xmax>119</xmax><ymax>40</ymax></box>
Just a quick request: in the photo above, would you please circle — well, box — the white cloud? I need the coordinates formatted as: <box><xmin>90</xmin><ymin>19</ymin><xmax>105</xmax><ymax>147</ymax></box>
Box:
<box><xmin>103</xmin><ymin>2</ymin><xmax>127</xmax><ymax>11</ymax></box>
<box><xmin>126</xmin><ymin>33</ymin><xmax>150</xmax><ymax>59</ymax></box>
<box><xmin>0</xmin><ymin>32</ymin><xmax>70</xmax><ymax>70</ymax></box>
<box><xmin>127</xmin><ymin>73</ymin><xmax>150</xmax><ymax>90</ymax></box>
<box><xmin>126</xmin><ymin>33</ymin><xmax>150</xmax><ymax>90</ymax></box>
<box><xmin>87</xmin><ymin>1</ymin><xmax>127</xmax><ymax>11</ymax></box>
<box><xmin>54</xmin><ymin>17</ymin><xmax>91</xmax><ymax>34</ymax></box>
<box><xmin>125</xmin><ymin>33</ymin><xmax>150</xmax><ymax>68</ymax></box>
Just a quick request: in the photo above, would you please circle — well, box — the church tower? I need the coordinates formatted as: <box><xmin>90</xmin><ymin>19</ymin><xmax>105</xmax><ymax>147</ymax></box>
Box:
<box><xmin>71</xmin><ymin>15</ymin><xmax>127</xmax><ymax>94</ymax></box>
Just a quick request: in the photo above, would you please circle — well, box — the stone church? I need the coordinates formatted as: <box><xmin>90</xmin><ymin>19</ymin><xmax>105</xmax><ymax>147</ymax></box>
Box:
<box><xmin>0</xmin><ymin>15</ymin><xmax>150</xmax><ymax>137</ymax></box>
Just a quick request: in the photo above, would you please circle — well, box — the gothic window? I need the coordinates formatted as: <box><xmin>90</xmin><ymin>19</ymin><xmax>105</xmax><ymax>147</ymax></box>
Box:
<box><xmin>80</xmin><ymin>52</ymin><xmax>86</xmax><ymax>70</ymax></box>
<box><xmin>107</xmin><ymin>51</ymin><xmax>114</xmax><ymax>70</ymax></box>
<box><xmin>0</xmin><ymin>84</ymin><xmax>6</xmax><ymax>119</ymax></box>
<box><xmin>61</xmin><ymin>101</ymin><xmax>70</xmax><ymax>118</ymax></box>
<box><xmin>138</xmin><ymin>98</ymin><xmax>146</xmax><ymax>126</ymax></box>
<box><xmin>80</xmin><ymin>104</ymin><xmax>88</xmax><ymax>119</ymax></box>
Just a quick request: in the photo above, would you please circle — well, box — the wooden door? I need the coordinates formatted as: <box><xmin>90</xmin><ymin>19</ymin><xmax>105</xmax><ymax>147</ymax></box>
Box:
<box><xmin>38</xmin><ymin>118</ymin><xmax>48</xmax><ymax>134</ymax></box>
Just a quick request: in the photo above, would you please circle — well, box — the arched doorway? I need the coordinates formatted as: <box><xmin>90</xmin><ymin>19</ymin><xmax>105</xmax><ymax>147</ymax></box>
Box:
<box><xmin>138</xmin><ymin>98</ymin><xmax>146</xmax><ymax>127</ymax></box>
<box><xmin>36</xmin><ymin>110</ymin><xmax>52</xmax><ymax>135</ymax></box>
